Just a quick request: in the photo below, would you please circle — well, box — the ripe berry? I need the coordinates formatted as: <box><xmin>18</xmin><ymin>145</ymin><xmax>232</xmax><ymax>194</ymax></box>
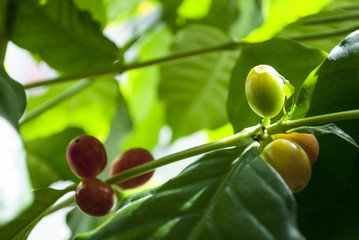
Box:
<box><xmin>245</xmin><ymin>65</ymin><xmax>285</xmax><ymax>119</ymax></box>
<box><xmin>66</xmin><ymin>135</ymin><xmax>107</xmax><ymax>178</ymax></box>
<box><xmin>75</xmin><ymin>178</ymin><xmax>115</xmax><ymax>216</ymax></box>
<box><xmin>273</xmin><ymin>132</ymin><xmax>319</xmax><ymax>165</ymax></box>
<box><xmin>109</xmin><ymin>148</ymin><xmax>154</xmax><ymax>190</ymax></box>
<box><xmin>261</xmin><ymin>139</ymin><xmax>312</xmax><ymax>193</ymax></box>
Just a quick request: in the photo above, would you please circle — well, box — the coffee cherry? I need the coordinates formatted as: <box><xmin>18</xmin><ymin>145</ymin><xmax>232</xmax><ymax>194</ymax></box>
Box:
<box><xmin>273</xmin><ymin>132</ymin><xmax>319</xmax><ymax>165</ymax></box>
<box><xmin>109</xmin><ymin>148</ymin><xmax>154</xmax><ymax>190</ymax></box>
<box><xmin>75</xmin><ymin>178</ymin><xmax>115</xmax><ymax>216</ymax></box>
<box><xmin>66</xmin><ymin>135</ymin><xmax>107</xmax><ymax>178</ymax></box>
<box><xmin>245</xmin><ymin>65</ymin><xmax>285</xmax><ymax>119</ymax></box>
<box><xmin>261</xmin><ymin>139</ymin><xmax>312</xmax><ymax>193</ymax></box>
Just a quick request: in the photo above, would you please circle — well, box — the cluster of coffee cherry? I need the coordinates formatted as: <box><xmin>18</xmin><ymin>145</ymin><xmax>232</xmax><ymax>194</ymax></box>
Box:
<box><xmin>66</xmin><ymin>135</ymin><xmax>154</xmax><ymax>216</ymax></box>
<box><xmin>245</xmin><ymin>65</ymin><xmax>319</xmax><ymax>193</ymax></box>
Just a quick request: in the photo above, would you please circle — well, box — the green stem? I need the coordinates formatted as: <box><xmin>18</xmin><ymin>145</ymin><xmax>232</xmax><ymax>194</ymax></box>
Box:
<box><xmin>23</xmin><ymin>40</ymin><xmax>246</xmax><ymax>90</ymax></box>
<box><xmin>19</xmin><ymin>79</ymin><xmax>91</xmax><ymax>125</ymax></box>
<box><xmin>106</xmin><ymin>124</ymin><xmax>260</xmax><ymax>185</ymax></box>
<box><xmin>303</xmin><ymin>12</ymin><xmax>359</xmax><ymax>25</ymax></box>
<box><xmin>23</xmin><ymin>66</ymin><xmax>119</xmax><ymax>89</ymax></box>
<box><xmin>267</xmin><ymin>109</ymin><xmax>359</xmax><ymax>134</ymax></box>
<box><xmin>291</xmin><ymin>25</ymin><xmax>359</xmax><ymax>41</ymax></box>
<box><xmin>121</xmin><ymin>41</ymin><xmax>246</xmax><ymax>72</ymax></box>
<box><xmin>49</xmin><ymin>109</ymin><xmax>359</xmax><ymax>214</ymax></box>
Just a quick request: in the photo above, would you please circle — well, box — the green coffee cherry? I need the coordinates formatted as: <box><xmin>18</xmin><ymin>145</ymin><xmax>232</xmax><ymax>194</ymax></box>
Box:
<box><xmin>245</xmin><ymin>65</ymin><xmax>285</xmax><ymax>119</ymax></box>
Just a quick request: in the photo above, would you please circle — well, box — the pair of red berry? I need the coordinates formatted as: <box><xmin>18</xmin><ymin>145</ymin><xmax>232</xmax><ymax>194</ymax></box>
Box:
<box><xmin>66</xmin><ymin>135</ymin><xmax>154</xmax><ymax>216</ymax></box>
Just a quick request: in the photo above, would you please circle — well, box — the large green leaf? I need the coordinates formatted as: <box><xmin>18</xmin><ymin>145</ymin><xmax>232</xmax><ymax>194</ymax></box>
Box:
<box><xmin>0</xmin><ymin>187</ymin><xmax>72</xmax><ymax>240</ymax></box>
<box><xmin>75</xmin><ymin>145</ymin><xmax>304</xmax><ymax>240</ymax></box>
<box><xmin>292</xmin><ymin>30</ymin><xmax>359</xmax><ymax>119</ymax></box>
<box><xmin>227</xmin><ymin>38</ymin><xmax>326</xmax><ymax>133</ymax></box>
<box><xmin>5</xmin><ymin>0</ymin><xmax>118</xmax><ymax>73</ymax></box>
<box><xmin>25</xmin><ymin>127</ymin><xmax>85</xmax><ymax>188</ymax></box>
<box><xmin>66</xmin><ymin>208</ymin><xmax>110</xmax><ymax>240</ymax></box>
<box><xmin>244</xmin><ymin>0</ymin><xmax>333</xmax><ymax>42</ymax></box>
<box><xmin>159</xmin><ymin>24</ymin><xmax>239</xmax><ymax>139</ymax></box>
<box><xmin>21</xmin><ymin>77</ymin><xmax>119</xmax><ymax>140</ymax></box>
<box><xmin>291</xmin><ymin>31</ymin><xmax>359</xmax><ymax>239</ymax></box>
<box><xmin>279</xmin><ymin>0</ymin><xmax>359</xmax><ymax>52</ymax></box>
<box><xmin>0</xmin><ymin>66</ymin><xmax>32</xmax><ymax>226</ymax></box>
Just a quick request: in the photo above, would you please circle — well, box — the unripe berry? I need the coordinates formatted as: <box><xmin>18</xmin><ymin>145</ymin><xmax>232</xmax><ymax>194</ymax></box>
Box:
<box><xmin>75</xmin><ymin>178</ymin><xmax>115</xmax><ymax>216</ymax></box>
<box><xmin>109</xmin><ymin>148</ymin><xmax>154</xmax><ymax>190</ymax></box>
<box><xmin>66</xmin><ymin>135</ymin><xmax>107</xmax><ymax>178</ymax></box>
<box><xmin>261</xmin><ymin>139</ymin><xmax>312</xmax><ymax>193</ymax></box>
<box><xmin>273</xmin><ymin>132</ymin><xmax>319</xmax><ymax>165</ymax></box>
<box><xmin>245</xmin><ymin>65</ymin><xmax>285</xmax><ymax>119</ymax></box>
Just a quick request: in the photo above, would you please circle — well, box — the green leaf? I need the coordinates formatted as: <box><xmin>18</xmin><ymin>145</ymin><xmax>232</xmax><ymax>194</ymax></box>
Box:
<box><xmin>73</xmin><ymin>0</ymin><xmax>107</xmax><ymax>28</ymax></box>
<box><xmin>227</xmin><ymin>38</ymin><xmax>326</xmax><ymax>133</ymax></box>
<box><xmin>0</xmin><ymin>65</ymin><xmax>26</xmax><ymax>126</ymax></box>
<box><xmin>21</xmin><ymin>77</ymin><xmax>119</xmax><ymax>140</ymax></box>
<box><xmin>75</xmin><ymin>145</ymin><xmax>304</xmax><ymax>240</ymax></box>
<box><xmin>26</xmin><ymin>152</ymin><xmax>60</xmax><ymax>189</ymax></box>
<box><xmin>159</xmin><ymin>24</ymin><xmax>239</xmax><ymax>139</ymax></box>
<box><xmin>244</xmin><ymin>0</ymin><xmax>333</xmax><ymax>42</ymax></box>
<box><xmin>290</xmin><ymin>31</ymin><xmax>359</xmax><ymax>239</ymax></box>
<box><xmin>289</xmin><ymin>123</ymin><xmax>359</xmax><ymax>149</ymax></box>
<box><xmin>160</xmin><ymin>0</ymin><xmax>263</xmax><ymax>38</ymax></box>
<box><xmin>279</xmin><ymin>0</ymin><xmax>359</xmax><ymax>52</ymax></box>
<box><xmin>0</xmin><ymin>187</ymin><xmax>72</xmax><ymax>240</ymax></box>
<box><xmin>6</xmin><ymin>0</ymin><xmax>118</xmax><ymax>73</ymax></box>
<box><xmin>25</xmin><ymin>127</ymin><xmax>85</xmax><ymax>188</ymax></box>
<box><xmin>66</xmin><ymin>208</ymin><xmax>109</xmax><ymax>240</ymax></box>
<box><xmin>292</xmin><ymin>30</ymin><xmax>359</xmax><ymax>119</ymax></box>
<box><xmin>0</xmin><ymin>66</ymin><xmax>32</xmax><ymax>226</ymax></box>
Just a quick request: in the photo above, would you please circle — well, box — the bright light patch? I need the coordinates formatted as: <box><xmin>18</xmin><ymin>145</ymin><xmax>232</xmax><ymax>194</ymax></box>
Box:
<box><xmin>0</xmin><ymin>117</ymin><xmax>33</xmax><ymax>225</ymax></box>
<box><xmin>177</xmin><ymin>0</ymin><xmax>211</xmax><ymax>19</ymax></box>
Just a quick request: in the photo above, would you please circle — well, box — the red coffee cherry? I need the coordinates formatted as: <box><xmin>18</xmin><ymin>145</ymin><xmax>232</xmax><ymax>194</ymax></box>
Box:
<box><xmin>75</xmin><ymin>178</ymin><xmax>115</xmax><ymax>217</ymax></box>
<box><xmin>66</xmin><ymin>135</ymin><xmax>107</xmax><ymax>178</ymax></box>
<box><xmin>109</xmin><ymin>148</ymin><xmax>154</xmax><ymax>190</ymax></box>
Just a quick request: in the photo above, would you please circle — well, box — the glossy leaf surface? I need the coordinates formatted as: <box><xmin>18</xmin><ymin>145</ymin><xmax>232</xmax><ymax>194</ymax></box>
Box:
<box><xmin>76</xmin><ymin>145</ymin><xmax>304</xmax><ymax>240</ymax></box>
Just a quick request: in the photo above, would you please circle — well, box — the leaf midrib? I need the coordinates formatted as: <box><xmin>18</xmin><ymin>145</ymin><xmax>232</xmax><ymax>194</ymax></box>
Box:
<box><xmin>180</xmin><ymin>52</ymin><xmax>230</xmax><ymax>129</ymax></box>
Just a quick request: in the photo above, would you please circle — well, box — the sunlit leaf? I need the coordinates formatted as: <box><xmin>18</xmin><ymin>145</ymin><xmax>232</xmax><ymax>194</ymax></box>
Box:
<box><xmin>244</xmin><ymin>0</ymin><xmax>333</xmax><ymax>42</ymax></box>
<box><xmin>120</xmin><ymin>25</ymin><xmax>171</xmax><ymax>150</ymax></box>
<box><xmin>21</xmin><ymin>77</ymin><xmax>119</xmax><ymax>140</ymax></box>
<box><xmin>160</xmin><ymin>24</ymin><xmax>239</xmax><ymax>139</ymax></box>
<box><xmin>279</xmin><ymin>0</ymin><xmax>359</xmax><ymax>52</ymax></box>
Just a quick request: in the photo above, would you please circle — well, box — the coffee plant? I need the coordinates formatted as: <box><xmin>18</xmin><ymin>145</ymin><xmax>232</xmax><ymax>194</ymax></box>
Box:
<box><xmin>1</xmin><ymin>0</ymin><xmax>359</xmax><ymax>239</ymax></box>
